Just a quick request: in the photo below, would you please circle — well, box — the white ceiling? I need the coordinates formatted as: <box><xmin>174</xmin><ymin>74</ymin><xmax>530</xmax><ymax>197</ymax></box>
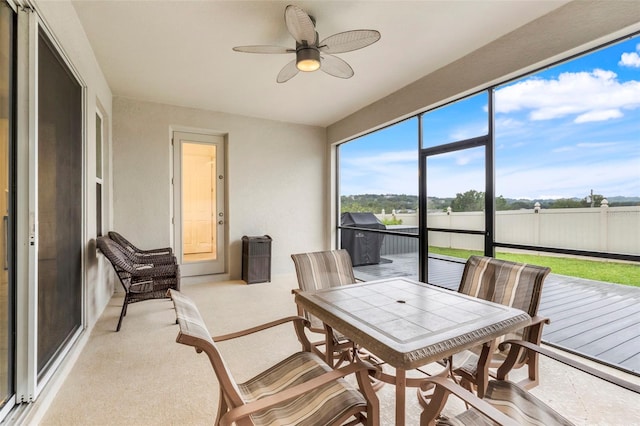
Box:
<box><xmin>71</xmin><ymin>0</ymin><xmax>570</xmax><ymax>128</ymax></box>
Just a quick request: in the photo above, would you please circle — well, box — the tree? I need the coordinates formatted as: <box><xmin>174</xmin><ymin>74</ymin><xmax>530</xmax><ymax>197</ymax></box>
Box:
<box><xmin>450</xmin><ymin>190</ymin><xmax>484</xmax><ymax>212</ymax></box>
<box><xmin>548</xmin><ymin>198</ymin><xmax>583</xmax><ymax>208</ymax></box>
<box><xmin>496</xmin><ymin>195</ymin><xmax>509</xmax><ymax>211</ymax></box>
<box><xmin>584</xmin><ymin>193</ymin><xmax>605</xmax><ymax>207</ymax></box>
<box><xmin>509</xmin><ymin>200</ymin><xmax>535</xmax><ymax>210</ymax></box>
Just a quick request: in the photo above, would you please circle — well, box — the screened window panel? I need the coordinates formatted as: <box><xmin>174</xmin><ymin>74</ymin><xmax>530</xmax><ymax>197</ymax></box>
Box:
<box><xmin>37</xmin><ymin>30</ymin><xmax>82</xmax><ymax>376</ymax></box>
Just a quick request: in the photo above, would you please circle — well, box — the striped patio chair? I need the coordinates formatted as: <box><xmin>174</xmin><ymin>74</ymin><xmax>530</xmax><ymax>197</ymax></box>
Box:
<box><xmin>451</xmin><ymin>256</ymin><xmax>551</xmax><ymax>396</ymax></box>
<box><xmin>168</xmin><ymin>289</ymin><xmax>379</xmax><ymax>426</ymax></box>
<box><xmin>420</xmin><ymin>339</ymin><xmax>639</xmax><ymax>425</ymax></box>
<box><xmin>291</xmin><ymin>250</ymin><xmax>359</xmax><ymax>366</ymax></box>
<box><xmin>418</xmin><ymin>255</ymin><xmax>551</xmax><ymax>402</ymax></box>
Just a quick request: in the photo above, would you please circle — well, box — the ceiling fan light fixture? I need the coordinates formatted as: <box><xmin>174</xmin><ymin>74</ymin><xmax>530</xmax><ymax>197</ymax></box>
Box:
<box><xmin>296</xmin><ymin>47</ymin><xmax>320</xmax><ymax>72</ymax></box>
<box><xmin>232</xmin><ymin>5</ymin><xmax>380</xmax><ymax>82</ymax></box>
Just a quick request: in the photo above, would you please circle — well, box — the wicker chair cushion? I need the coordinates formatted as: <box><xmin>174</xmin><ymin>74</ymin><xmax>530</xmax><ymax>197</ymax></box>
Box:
<box><xmin>436</xmin><ymin>380</ymin><xmax>574</xmax><ymax>426</ymax></box>
<box><xmin>239</xmin><ymin>351</ymin><xmax>367</xmax><ymax>426</ymax></box>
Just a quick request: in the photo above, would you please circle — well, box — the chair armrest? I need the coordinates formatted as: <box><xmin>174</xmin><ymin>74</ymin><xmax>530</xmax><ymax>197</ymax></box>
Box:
<box><xmin>214</xmin><ymin>316</ymin><xmax>313</xmax><ymax>352</ymax></box>
<box><xmin>138</xmin><ymin>247</ymin><xmax>173</xmax><ymax>255</ymax></box>
<box><xmin>529</xmin><ymin>315</ymin><xmax>550</xmax><ymax>326</ymax></box>
<box><xmin>497</xmin><ymin>340</ymin><xmax>640</xmax><ymax>393</ymax></box>
<box><xmin>132</xmin><ymin>262</ymin><xmax>179</xmax><ymax>277</ymax></box>
<box><xmin>526</xmin><ymin>315</ymin><xmax>550</xmax><ymax>344</ymax></box>
<box><xmin>135</xmin><ymin>253</ymin><xmax>176</xmax><ymax>265</ymax></box>
<box><xmin>419</xmin><ymin>377</ymin><xmax>520</xmax><ymax>426</ymax></box>
<box><xmin>219</xmin><ymin>360</ymin><xmax>376</xmax><ymax>426</ymax></box>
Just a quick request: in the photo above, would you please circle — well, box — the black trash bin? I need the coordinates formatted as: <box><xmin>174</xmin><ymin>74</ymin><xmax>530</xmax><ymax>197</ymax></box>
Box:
<box><xmin>340</xmin><ymin>212</ymin><xmax>386</xmax><ymax>266</ymax></box>
<box><xmin>242</xmin><ymin>235</ymin><xmax>272</xmax><ymax>284</ymax></box>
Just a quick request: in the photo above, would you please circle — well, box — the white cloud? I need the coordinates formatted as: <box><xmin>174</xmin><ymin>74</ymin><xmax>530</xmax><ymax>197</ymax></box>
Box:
<box><xmin>619</xmin><ymin>52</ymin><xmax>640</xmax><ymax>67</ymax></box>
<box><xmin>340</xmin><ymin>150</ymin><xmax>418</xmax><ymax>195</ymax></box>
<box><xmin>495</xmin><ymin>117</ymin><xmax>523</xmax><ymax>129</ymax></box>
<box><xmin>450</xmin><ymin>123</ymin><xmax>488</xmax><ymax>141</ymax></box>
<box><xmin>495</xmin><ymin>69</ymin><xmax>640</xmax><ymax>123</ymax></box>
<box><xmin>619</xmin><ymin>43</ymin><xmax>640</xmax><ymax>67</ymax></box>
<box><xmin>575</xmin><ymin>142</ymin><xmax>619</xmax><ymax>148</ymax></box>
<box><xmin>496</xmin><ymin>157</ymin><xmax>640</xmax><ymax>199</ymax></box>
<box><xmin>575</xmin><ymin>109</ymin><xmax>623</xmax><ymax>123</ymax></box>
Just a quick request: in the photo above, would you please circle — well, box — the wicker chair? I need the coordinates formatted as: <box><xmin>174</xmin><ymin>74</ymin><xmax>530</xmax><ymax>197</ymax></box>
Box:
<box><xmin>168</xmin><ymin>289</ymin><xmax>379</xmax><ymax>426</ymax></box>
<box><xmin>420</xmin><ymin>340</ymin><xmax>640</xmax><ymax>426</ymax></box>
<box><xmin>107</xmin><ymin>231</ymin><xmax>176</xmax><ymax>267</ymax></box>
<box><xmin>108</xmin><ymin>230</ymin><xmax>173</xmax><ymax>257</ymax></box>
<box><xmin>419</xmin><ymin>255</ymin><xmax>550</xmax><ymax>400</ymax></box>
<box><xmin>97</xmin><ymin>236</ymin><xmax>180</xmax><ymax>331</ymax></box>
<box><xmin>291</xmin><ymin>250</ymin><xmax>359</xmax><ymax>366</ymax></box>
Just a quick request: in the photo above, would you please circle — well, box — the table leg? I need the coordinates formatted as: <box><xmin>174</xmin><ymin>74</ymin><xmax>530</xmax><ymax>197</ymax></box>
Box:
<box><xmin>395</xmin><ymin>368</ymin><xmax>406</xmax><ymax>426</ymax></box>
<box><xmin>324</xmin><ymin>324</ymin><xmax>335</xmax><ymax>366</ymax></box>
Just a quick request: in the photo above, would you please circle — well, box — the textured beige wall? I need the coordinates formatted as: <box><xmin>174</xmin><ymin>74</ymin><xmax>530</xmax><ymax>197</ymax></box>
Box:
<box><xmin>327</xmin><ymin>0</ymin><xmax>640</xmax><ymax>144</ymax></box>
<box><xmin>112</xmin><ymin>97</ymin><xmax>326</xmax><ymax>279</ymax></box>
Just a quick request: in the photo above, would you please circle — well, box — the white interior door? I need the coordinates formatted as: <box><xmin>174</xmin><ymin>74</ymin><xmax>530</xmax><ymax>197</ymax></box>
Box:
<box><xmin>173</xmin><ymin>132</ymin><xmax>225</xmax><ymax>276</ymax></box>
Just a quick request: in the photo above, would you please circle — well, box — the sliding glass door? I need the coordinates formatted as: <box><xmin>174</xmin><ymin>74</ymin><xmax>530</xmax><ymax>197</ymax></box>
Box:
<box><xmin>0</xmin><ymin>0</ymin><xmax>14</xmax><ymax>414</ymax></box>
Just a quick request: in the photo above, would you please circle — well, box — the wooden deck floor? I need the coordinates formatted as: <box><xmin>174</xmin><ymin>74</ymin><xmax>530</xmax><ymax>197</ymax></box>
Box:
<box><xmin>353</xmin><ymin>254</ymin><xmax>640</xmax><ymax>376</ymax></box>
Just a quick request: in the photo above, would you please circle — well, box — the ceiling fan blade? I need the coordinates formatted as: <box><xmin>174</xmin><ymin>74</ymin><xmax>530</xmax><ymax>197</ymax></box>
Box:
<box><xmin>284</xmin><ymin>4</ymin><xmax>317</xmax><ymax>45</ymax></box>
<box><xmin>232</xmin><ymin>45</ymin><xmax>294</xmax><ymax>54</ymax></box>
<box><xmin>319</xmin><ymin>30</ymin><xmax>381</xmax><ymax>54</ymax></box>
<box><xmin>320</xmin><ymin>54</ymin><xmax>354</xmax><ymax>79</ymax></box>
<box><xmin>277</xmin><ymin>59</ymin><xmax>299</xmax><ymax>83</ymax></box>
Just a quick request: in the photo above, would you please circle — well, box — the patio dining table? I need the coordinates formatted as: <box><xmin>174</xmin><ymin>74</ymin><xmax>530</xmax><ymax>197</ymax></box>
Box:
<box><xmin>294</xmin><ymin>277</ymin><xmax>531</xmax><ymax>426</ymax></box>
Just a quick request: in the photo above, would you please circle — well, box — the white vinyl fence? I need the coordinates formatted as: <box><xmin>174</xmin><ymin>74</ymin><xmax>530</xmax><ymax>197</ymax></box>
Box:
<box><xmin>376</xmin><ymin>202</ymin><xmax>640</xmax><ymax>255</ymax></box>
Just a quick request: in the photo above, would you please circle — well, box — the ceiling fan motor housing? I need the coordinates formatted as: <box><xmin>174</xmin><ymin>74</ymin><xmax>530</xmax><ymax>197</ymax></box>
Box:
<box><xmin>296</xmin><ymin>42</ymin><xmax>321</xmax><ymax>72</ymax></box>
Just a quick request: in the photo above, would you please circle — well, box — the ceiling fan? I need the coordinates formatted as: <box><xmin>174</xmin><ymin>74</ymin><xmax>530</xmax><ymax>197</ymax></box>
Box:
<box><xmin>232</xmin><ymin>4</ymin><xmax>381</xmax><ymax>83</ymax></box>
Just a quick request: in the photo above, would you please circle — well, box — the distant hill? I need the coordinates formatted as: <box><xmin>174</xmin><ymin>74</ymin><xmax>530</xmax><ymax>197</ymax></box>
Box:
<box><xmin>340</xmin><ymin>194</ymin><xmax>639</xmax><ymax>213</ymax></box>
<box><xmin>606</xmin><ymin>196</ymin><xmax>640</xmax><ymax>204</ymax></box>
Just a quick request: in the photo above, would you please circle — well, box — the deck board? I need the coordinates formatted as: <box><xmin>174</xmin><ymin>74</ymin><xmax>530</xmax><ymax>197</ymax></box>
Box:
<box><xmin>353</xmin><ymin>255</ymin><xmax>640</xmax><ymax>376</ymax></box>
<box><xmin>540</xmin><ymin>293</ymin><xmax>617</xmax><ymax>313</ymax></box>
<box><xmin>543</xmin><ymin>299</ymin><xmax>637</xmax><ymax>337</ymax></box>
<box><xmin>598</xmin><ymin>335</ymin><xmax>640</xmax><ymax>363</ymax></box>
<box><xmin>549</xmin><ymin>305</ymin><xmax>640</xmax><ymax>343</ymax></box>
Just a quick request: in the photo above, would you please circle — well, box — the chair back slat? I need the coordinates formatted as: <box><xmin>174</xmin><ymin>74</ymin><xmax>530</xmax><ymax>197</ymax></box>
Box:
<box><xmin>292</xmin><ymin>249</ymin><xmax>356</xmax><ymax>291</ymax></box>
<box><xmin>459</xmin><ymin>255</ymin><xmax>550</xmax><ymax>349</ymax></box>
<box><xmin>109</xmin><ymin>231</ymin><xmax>173</xmax><ymax>256</ymax></box>
<box><xmin>108</xmin><ymin>231</ymin><xmax>137</xmax><ymax>253</ymax></box>
<box><xmin>292</xmin><ymin>250</ymin><xmax>356</xmax><ymax>329</ymax></box>
<box><xmin>168</xmin><ymin>289</ymin><xmax>245</xmax><ymax>408</ymax></box>
<box><xmin>97</xmin><ymin>236</ymin><xmax>137</xmax><ymax>291</ymax></box>
<box><xmin>459</xmin><ymin>255</ymin><xmax>550</xmax><ymax>317</ymax></box>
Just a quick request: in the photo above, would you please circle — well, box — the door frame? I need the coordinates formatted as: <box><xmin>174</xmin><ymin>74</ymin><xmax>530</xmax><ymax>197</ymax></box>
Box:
<box><xmin>171</xmin><ymin>130</ymin><xmax>226</xmax><ymax>277</ymax></box>
<box><xmin>418</xmin><ymin>91</ymin><xmax>495</xmax><ymax>282</ymax></box>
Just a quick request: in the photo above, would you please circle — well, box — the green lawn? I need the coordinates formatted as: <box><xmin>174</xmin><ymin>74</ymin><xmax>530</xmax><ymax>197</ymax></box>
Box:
<box><xmin>428</xmin><ymin>247</ymin><xmax>640</xmax><ymax>288</ymax></box>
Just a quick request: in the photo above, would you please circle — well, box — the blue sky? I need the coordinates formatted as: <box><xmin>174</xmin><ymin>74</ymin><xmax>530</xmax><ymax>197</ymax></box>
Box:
<box><xmin>340</xmin><ymin>34</ymin><xmax>640</xmax><ymax>200</ymax></box>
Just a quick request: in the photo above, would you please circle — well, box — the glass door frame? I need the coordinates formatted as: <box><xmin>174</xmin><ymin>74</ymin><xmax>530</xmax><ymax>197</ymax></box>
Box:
<box><xmin>0</xmin><ymin>0</ymin><xmax>16</xmax><ymax>419</ymax></box>
<box><xmin>172</xmin><ymin>130</ymin><xmax>226</xmax><ymax>277</ymax></box>
<box><xmin>418</xmin><ymin>91</ymin><xmax>495</xmax><ymax>282</ymax></box>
